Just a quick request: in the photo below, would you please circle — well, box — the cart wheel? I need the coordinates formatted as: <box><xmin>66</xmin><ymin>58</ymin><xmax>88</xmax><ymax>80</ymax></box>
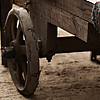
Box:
<box><xmin>4</xmin><ymin>8</ymin><xmax>40</xmax><ymax>96</ymax></box>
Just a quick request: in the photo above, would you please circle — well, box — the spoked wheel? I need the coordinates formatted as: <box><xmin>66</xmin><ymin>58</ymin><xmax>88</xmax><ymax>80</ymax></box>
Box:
<box><xmin>4</xmin><ymin>8</ymin><xmax>40</xmax><ymax>96</ymax></box>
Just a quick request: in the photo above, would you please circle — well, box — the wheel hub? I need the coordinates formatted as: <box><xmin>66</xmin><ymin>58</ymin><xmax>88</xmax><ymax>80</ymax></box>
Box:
<box><xmin>2</xmin><ymin>46</ymin><xmax>15</xmax><ymax>59</ymax></box>
<box><xmin>2</xmin><ymin>40</ymin><xmax>22</xmax><ymax>60</ymax></box>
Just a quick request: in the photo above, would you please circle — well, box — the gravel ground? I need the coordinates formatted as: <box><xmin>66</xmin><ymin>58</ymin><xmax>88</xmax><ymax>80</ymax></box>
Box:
<box><xmin>1</xmin><ymin>50</ymin><xmax>100</xmax><ymax>100</ymax></box>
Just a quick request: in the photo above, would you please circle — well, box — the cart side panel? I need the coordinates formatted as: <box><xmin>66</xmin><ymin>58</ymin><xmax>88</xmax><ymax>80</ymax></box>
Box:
<box><xmin>30</xmin><ymin>0</ymin><xmax>99</xmax><ymax>55</ymax></box>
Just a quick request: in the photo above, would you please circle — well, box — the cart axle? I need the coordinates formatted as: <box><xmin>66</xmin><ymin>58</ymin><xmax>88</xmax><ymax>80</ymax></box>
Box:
<box><xmin>1</xmin><ymin>46</ymin><xmax>15</xmax><ymax>59</ymax></box>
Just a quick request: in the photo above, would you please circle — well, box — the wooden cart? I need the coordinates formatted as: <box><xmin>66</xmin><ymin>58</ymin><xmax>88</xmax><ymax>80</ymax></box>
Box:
<box><xmin>1</xmin><ymin>0</ymin><xmax>100</xmax><ymax>96</ymax></box>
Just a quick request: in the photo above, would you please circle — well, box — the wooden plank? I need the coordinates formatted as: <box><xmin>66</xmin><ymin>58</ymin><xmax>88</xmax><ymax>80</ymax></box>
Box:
<box><xmin>43</xmin><ymin>0</ymin><xmax>93</xmax><ymax>23</ymax></box>
<box><xmin>56</xmin><ymin>37</ymin><xmax>100</xmax><ymax>53</ymax></box>
<box><xmin>47</xmin><ymin>23</ymin><xmax>57</xmax><ymax>54</ymax></box>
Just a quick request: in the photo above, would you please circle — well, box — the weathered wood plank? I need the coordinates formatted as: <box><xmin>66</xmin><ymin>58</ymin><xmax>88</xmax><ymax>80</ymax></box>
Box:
<box><xmin>47</xmin><ymin>23</ymin><xmax>57</xmax><ymax>55</ymax></box>
<box><xmin>43</xmin><ymin>0</ymin><xmax>93</xmax><ymax>23</ymax></box>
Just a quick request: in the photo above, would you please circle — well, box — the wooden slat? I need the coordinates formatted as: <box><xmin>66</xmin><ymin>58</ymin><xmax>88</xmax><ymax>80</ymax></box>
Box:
<box><xmin>47</xmin><ymin>23</ymin><xmax>57</xmax><ymax>54</ymax></box>
<box><xmin>43</xmin><ymin>0</ymin><xmax>93</xmax><ymax>23</ymax></box>
<box><xmin>56</xmin><ymin>37</ymin><xmax>100</xmax><ymax>53</ymax></box>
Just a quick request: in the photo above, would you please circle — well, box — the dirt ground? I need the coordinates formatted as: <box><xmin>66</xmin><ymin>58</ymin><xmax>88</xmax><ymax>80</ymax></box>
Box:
<box><xmin>1</xmin><ymin>28</ymin><xmax>100</xmax><ymax>100</ymax></box>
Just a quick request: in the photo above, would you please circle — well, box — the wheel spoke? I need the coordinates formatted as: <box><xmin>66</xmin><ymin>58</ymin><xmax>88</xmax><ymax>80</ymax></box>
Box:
<box><xmin>20</xmin><ymin>58</ymin><xmax>27</xmax><ymax>81</ymax></box>
<box><xmin>20</xmin><ymin>45</ymin><xmax>26</xmax><ymax>56</ymax></box>
<box><xmin>8</xmin><ymin>59</ymin><xmax>25</xmax><ymax>86</ymax></box>
<box><xmin>11</xmin><ymin>17</ymin><xmax>17</xmax><ymax>40</ymax></box>
<box><xmin>15</xmin><ymin>63</ymin><xmax>22</xmax><ymax>81</ymax></box>
<box><xmin>16</xmin><ymin>24</ymin><xmax>25</xmax><ymax>44</ymax></box>
<box><xmin>15</xmin><ymin>63</ymin><xmax>25</xmax><ymax>86</ymax></box>
<box><xmin>16</xmin><ymin>24</ymin><xmax>22</xmax><ymax>42</ymax></box>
